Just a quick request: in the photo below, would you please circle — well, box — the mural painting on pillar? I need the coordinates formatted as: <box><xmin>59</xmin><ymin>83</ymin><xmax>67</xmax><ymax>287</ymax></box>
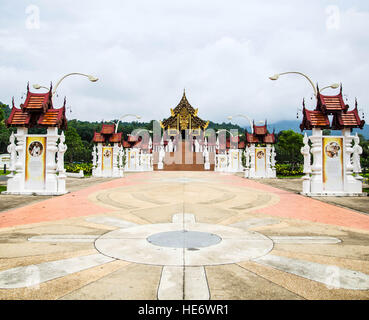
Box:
<box><xmin>244</xmin><ymin>121</ymin><xmax>276</xmax><ymax>179</ymax></box>
<box><xmin>322</xmin><ymin>137</ymin><xmax>344</xmax><ymax>192</ymax></box>
<box><xmin>3</xmin><ymin>84</ymin><xmax>68</xmax><ymax>195</ymax></box>
<box><xmin>25</xmin><ymin>136</ymin><xmax>46</xmax><ymax>190</ymax></box>
<box><xmin>255</xmin><ymin>148</ymin><xmax>266</xmax><ymax>178</ymax></box>
<box><xmin>102</xmin><ymin>147</ymin><xmax>113</xmax><ymax>176</ymax></box>
<box><xmin>300</xmin><ymin>85</ymin><xmax>366</xmax><ymax>196</ymax></box>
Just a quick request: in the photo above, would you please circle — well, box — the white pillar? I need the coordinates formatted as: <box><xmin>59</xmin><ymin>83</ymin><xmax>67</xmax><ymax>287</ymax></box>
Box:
<box><xmin>309</xmin><ymin>128</ymin><xmax>323</xmax><ymax>194</ymax></box>
<box><xmin>56</xmin><ymin>131</ymin><xmax>67</xmax><ymax>194</ymax></box>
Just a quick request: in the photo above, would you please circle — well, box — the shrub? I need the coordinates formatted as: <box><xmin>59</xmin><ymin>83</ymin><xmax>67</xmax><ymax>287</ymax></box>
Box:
<box><xmin>275</xmin><ymin>163</ymin><xmax>303</xmax><ymax>176</ymax></box>
<box><xmin>64</xmin><ymin>163</ymin><xmax>93</xmax><ymax>175</ymax></box>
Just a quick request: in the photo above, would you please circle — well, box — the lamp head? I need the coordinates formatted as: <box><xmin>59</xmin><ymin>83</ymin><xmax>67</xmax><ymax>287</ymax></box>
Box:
<box><xmin>227</xmin><ymin>116</ymin><xmax>233</xmax><ymax>120</ymax></box>
<box><xmin>330</xmin><ymin>83</ymin><xmax>340</xmax><ymax>89</ymax></box>
<box><xmin>32</xmin><ymin>84</ymin><xmax>42</xmax><ymax>90</ymax></box>
<box><xmin>136</xmin><ymin>115</ymin><xmax>142</xmax><ymax>119</ymax></box>
<box><xmin>88</xmin><ymin>75</ymin><xmax>99</xmax><ymax>82</ymax></box>
<box><xmin>269</xmin><ymin>74</ymin><xmax>279</xmax><ymax>81</ymax></box>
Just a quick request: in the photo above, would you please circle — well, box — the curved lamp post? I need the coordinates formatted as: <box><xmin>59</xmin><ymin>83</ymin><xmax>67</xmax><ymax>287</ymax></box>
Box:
<box><xmin>33</xmin><ymin>73</ymin><xmax>98</xmax><ymax>96</ymax></box>
<box><xmin>228</xmin><ymin>114</ymin><xmax>260</xmax><ymax>134</ymax></box>
<box><xmin>115</xmin><ymin>114</ymin><xmax>142</xmax><ymax>133</ymax></box>
<box><xmin>269</xmin><ymin>71</ymin><xmax>339</xmax><ymax>97</ymax></box>
<box><xmin>216</xmin><ymin>129</ymin><xmax>241</xmax><ymax>137</ymax></box>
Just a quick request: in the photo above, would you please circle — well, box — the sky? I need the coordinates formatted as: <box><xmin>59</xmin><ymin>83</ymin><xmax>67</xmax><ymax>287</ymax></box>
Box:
<box><xmin>0</xmin><ymin>0</ymin><xmax>368</xmax><ymax>127</ymax></box>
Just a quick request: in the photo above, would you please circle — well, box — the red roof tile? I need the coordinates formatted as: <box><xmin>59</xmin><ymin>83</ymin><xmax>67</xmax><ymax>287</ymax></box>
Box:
<box><xmin>6</xmin><ymin>107</ymin><xmax>31</xmax><ymax>127</ymax></box>
<box><xmin>318</xmin><ymin>91</ymin><xmax>348</xmax><ymax>114</ymax></box>
<box><xmin>300</xmin><ymin>108</ymin><xmax>330</xmax><ymax>130</ymax></box>
<box><xmin>263</xmin><ymin>133</ymin><xmax>276</xmax><ymax>144</ymax></box>
<box><xmin>101</xmin><ymin>124</ymin><xmax>115</xmax><ymax>134</ymax></box>
<box><xmin>93</xmin><ymin>132</ymin><xmax>105</xmax><ymax>143</ymax></box>
<box><xmin>109</xmin><ymin>132</ymin><xmax>122</xmax><ymax>143</ymax></box>
<box><xmin>333</xmin><ymin>107</ymin><xmax>365</xmax><ymax>129</ymax></box>
<box><xmin>246</xmin><ymin>132</ymin><xmax>260</xmax><ymax>143</ymax></box>
<box><xmin>253</xmin><ymin>124</ymin><xmax>267</xmax><ymax>135</ymax></box>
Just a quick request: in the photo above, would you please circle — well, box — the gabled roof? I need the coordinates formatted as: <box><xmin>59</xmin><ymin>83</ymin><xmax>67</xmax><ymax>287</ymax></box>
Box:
<box><xmin>6</xmin><ymin>84</ymin><xmax>67</xmax><ymax>129</ymax></box>
<box><xmin>253</xmin><ymin>123</ymin><xmax>267</xmax><ymax>136</ymax></box>
<box><xmin>300</xmin><ymin>87</ymin><xmax>365</xmax><ymax>131</ymax></box>
<box><xmin>263</xmin><ymin>133</ymin><xmax>276</xmax><ymax>144</ymax></box>
<box><xmin>332</xmin><ymin>101</ymin><xmax>365</xmax><ymax>130</ymax></box>
<box><xmin>246</xmin><ymin>132</ymin><xmax>260</xmax><ymax>143</ymax></box>
<box><xmin>161</xmin><ymin>91</ymin><xmax>209</xmax><ymax>130</ymax></box>
<box><xmin>101</xmin><ymin>124</ymin><xmax>115</xmax><ymax>134</ymax></box>
<box><xmin>300</xmin><ymin>106</ymin><xmax>330</xmax><ymax>130</ymax></box>
<box><xmin>109</xmin><ymin>132</ymin><xmax>122</xmax><ymax>143</ymax></box>
<box><xmin>93</xmin><ymin>132</ymin><xmax>105</xmax><ymax>143</ymax></box>
<box><xmin>317</xmin><ymin>86</ymin><xmax>348</xmax><ymax>114</ymax></box>
<box><xmin>6</xmin><ymin>107</ymin><xmax>31</xmax><ymax>127</ymax></box>
<box><xmin>93</xmin><ymin>123</ymin><xmax>123</xmax><ymax>144</ymax></box>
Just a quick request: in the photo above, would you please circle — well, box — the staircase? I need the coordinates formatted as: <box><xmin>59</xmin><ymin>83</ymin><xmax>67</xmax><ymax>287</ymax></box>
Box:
<box><xmin>153</xmin><ymin>141</ymin><xmax>214</xmax><ymax>171</ymax></box>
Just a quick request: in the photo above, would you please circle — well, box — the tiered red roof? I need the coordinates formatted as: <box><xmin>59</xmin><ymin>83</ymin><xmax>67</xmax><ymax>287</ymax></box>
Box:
<box><xmin>300</xmin><ymin>86</ymin><xmax>365</xmax><ymax>131</ymax></box>
<box><xmin>6</xmin><ymin>84</ymin><xmax>67</xmax><ymax>129</ymax></box>
<box><xmin>246</xmin><ymin>122</ymin><xmax>275</xmax><ymax>144</ymax></box>
<box><xmin>93</xmin><ymin>124</ymin><xmax>122</xmax><ymax>144</ymax></box>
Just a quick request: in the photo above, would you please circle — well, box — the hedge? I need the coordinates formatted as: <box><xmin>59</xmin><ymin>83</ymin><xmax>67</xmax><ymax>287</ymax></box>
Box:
<box><xmin>64</xmin><ymin>163</ymin><xmax>93</xmax><ymax>175</ymax></box>
<box><xmin>275</xmin><ymin>163</ymin><xmax>303</xmax><ymax>176</ymax></box>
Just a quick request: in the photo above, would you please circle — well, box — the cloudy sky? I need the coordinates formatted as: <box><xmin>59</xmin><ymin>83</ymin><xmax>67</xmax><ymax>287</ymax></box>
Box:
<box><xmin>0</xmin><ymin>0</ymin><xmax>368</xmax><ymax>127</ymax></box>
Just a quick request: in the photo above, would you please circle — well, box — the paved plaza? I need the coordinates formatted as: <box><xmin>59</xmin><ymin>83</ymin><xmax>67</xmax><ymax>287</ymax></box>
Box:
<box><xmin>0</xmin><ymin>171</ymin><xmax>369</xmax><ymax>300</ymax></box>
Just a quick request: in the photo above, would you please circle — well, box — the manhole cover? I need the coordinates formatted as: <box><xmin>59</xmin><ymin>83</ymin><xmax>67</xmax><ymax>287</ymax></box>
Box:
<box><xmin>147</xmin><ymin>230</ymin><xmax>222</xmax><ymax>248</ymax></box>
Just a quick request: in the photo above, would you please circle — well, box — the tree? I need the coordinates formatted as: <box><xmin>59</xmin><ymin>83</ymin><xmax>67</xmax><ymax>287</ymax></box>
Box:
<box><xmin>275</xmin><ymin>130</ymin><xmax>304</xmax><ymax>169</ymax></box>
<box><xmin>0</xmin><ymin>102</ymin><xmax>11</xmax><ymax>154</ymax></box>
<box><xmin>358</xmin><ymin>134</ymin><xmax>369</xmax><ymax>173</ymax></box>
<box><xmin>64</xmin><ymin>127</ymin><xmax>87</xmax><ymax>163</ymax></box>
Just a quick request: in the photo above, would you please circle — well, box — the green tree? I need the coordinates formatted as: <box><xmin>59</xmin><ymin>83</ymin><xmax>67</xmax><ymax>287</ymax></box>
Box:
<box><xmin>64</xmin><ymin>127</ymin><xmax>87</xmax><ymax>163</ymax></box>
<box><xmin>358</xmin><ymin>134</ymin><xmax>369</xmax><ymax>173</ymax></box>
<box><xmin>275</xmin><ymin>130</ymin><xmax>304</xmax><ymax>169</ymax></box>
<box><xmin>0</xmin><ymin>102</ymin><xmax>11</xmax><ymax>154</ymax></box>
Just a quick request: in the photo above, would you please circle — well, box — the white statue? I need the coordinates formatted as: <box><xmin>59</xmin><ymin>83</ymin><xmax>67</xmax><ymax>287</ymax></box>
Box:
<box><xmin>57</xmin><ymin>131</ymin><xmax>68</xmax><ymax>173</ymax></box>
<box><xmin>149</xmin><ymin>136</ymin><xmax>153</xmax><ymax>151</ymax></box>
<box><xmin>301</xmin><ymin>133</ymin><xmax>311</xmax><ymax>174</ymax></box>
<box><xmin>194</xmin><ymin>139</ymin><xmax>200</xmax><ymax>152</ymax></box>
<box><xmin>92</xmin><ymin>145</ymin><xmax>97</xmax><ymax>167</ymax></box>
<box><xmin>244</xmin><ymin>147</ymin><xmax>250</xmax><ymax>168</ymax></box>
<box><xmin>352</xmin><ymin>133</ymin><xmax>362</xmax><ymax>174</ymax></box>
<box><xmin>7</xmin><ymin>132</ymin><xmax>17</xmax><ymax>173</ymax></box>
<box><xmin>168</xmin><ymin>139</ymin><xmax>174</xmax><ymax>152</ymax></box>
<box><xmin>118</xmin><ymin>146</ymin><xmax>124</xmax><ymax>168</ymax></box>
<box><xmin>271</xmin><ymin>145</ymin><xmax>276</xmax><ymax>167</ymax></box>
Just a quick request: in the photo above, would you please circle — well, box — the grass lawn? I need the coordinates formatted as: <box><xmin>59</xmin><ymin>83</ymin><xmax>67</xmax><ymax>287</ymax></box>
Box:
<box><xmin>0</xmin><ymin>186</ymin><xmax>6</xmax><ymax>192</ymax></box>
<box><xmin>363</xmin><ymin>188</ymin><xmax>369</xmax><ymax>194</ymax></box>
<box><xmin>0</xmin><ymin>171</ymin><xmax>10</xmax><ymax>176</ymax></box>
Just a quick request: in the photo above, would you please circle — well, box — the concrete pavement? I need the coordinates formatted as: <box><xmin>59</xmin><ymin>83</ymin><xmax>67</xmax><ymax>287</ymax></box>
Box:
<box><xmin>0</xmin><ymin>171</ymin><xmax>368</xmax><ymax>300</ymax></box>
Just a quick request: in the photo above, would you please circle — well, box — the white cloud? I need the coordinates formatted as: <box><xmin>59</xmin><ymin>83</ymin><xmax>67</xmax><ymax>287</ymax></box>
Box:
<box><xmin>0</xmin><ymin>0</ymin><xmax>368</xmax><ymax>126</ymax></box>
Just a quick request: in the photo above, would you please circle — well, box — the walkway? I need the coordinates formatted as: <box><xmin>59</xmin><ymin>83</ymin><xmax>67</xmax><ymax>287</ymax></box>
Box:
<box><xmin>0</xmin><ymin>171</ymin><xmax>368</xmax><ymax>300</ymax></box>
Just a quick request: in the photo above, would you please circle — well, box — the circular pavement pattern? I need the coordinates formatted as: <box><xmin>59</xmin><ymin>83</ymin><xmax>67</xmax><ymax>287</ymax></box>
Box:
<box><xmin>94</xmin><ymin>222</ymin><xmax>274</xmax><ymax>266</ymax></box>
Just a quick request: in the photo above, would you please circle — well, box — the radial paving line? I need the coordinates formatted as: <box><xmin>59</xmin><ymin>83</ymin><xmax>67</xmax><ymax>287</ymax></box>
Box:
<box><xmin>0</xmin><ymin>254</ymin><xmax>115</xmax><ymax>289</ymax></box>
<box><xmin>252</xmin><ymin>254</ymin><xmax>369</xmax><ymax>290</ymax></box>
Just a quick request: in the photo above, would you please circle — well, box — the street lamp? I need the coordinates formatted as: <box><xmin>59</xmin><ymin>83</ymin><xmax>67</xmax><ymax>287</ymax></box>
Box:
<box><xmin>216</xmin><ymin>129</ymin><xmax>241</xmax><ymax>137</ymax></box>
<box><xmin>115</xmin><ymin>114</ymin><xmax>142</xmax><ymax>133</ymax></box>
<box><xmin>269</xmin><ymin>71</ymin><xmax>339</xmax><ymax>97</ymax></box>
<box><xmin>33</xmin><ymin>72</ymin><xmax>99</xmax><ymax>96</ymax></box>
<box><xmin>227</xmin><ymin>114</ymin><xmax>255</xmax><ymax>134</ymax></box>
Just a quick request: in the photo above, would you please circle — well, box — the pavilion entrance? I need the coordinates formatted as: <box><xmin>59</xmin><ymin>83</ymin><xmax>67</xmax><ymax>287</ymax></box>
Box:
<box><xmin>153</xmin><ymin>91</ymin><xmax>214</xmax><ymax>171</ymax></box>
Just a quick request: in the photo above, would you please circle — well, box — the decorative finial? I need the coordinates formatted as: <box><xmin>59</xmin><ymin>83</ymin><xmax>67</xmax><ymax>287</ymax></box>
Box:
<box><xmin>27</xmin><ymin>82</ymin><xmax>29</xmax><ymax>92</ymax></box>
<box><xmin>12</xmin><ymin>97</ymin><xmax>15</xmax><ymax>108</ymax></box>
